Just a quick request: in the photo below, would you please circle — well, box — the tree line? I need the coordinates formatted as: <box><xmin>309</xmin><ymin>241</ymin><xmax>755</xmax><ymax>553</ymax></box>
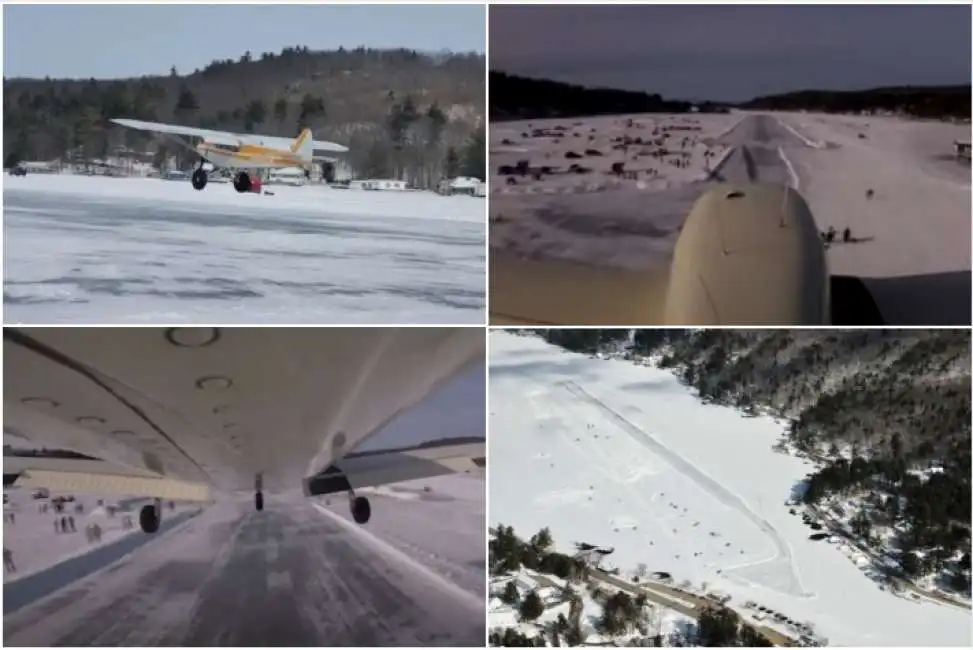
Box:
<box><xmin>4</xmin><ymin>46</ymin><xmax>485</xmax><ymax>186</ymax></box>
<box><xmin>739</xmin><ymin>85</ymin><xmax>971</xmax><ymax>119</ymax></box>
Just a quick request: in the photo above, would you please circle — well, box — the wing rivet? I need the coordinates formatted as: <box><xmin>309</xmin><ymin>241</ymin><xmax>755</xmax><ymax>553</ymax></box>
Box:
<box><xmin>21</xmin><ymin>396</ymin><xmax>60</xmax><ymax>408</ymax></box>
<box><xmin>166</xmin><ymin>328</ymin><xmax>220</xmax><ymax>347</ymax></box>
<box><xmin>196</xmin><ymin>376</ymin><xmax>233</xmax><ymax>391</ymax></box>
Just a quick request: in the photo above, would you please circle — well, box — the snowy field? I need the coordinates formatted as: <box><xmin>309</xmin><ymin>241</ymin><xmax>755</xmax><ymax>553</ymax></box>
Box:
<box><xmin>488</xmin><ymin>332</ymin><xmax>971</xmax><ymax>647</ymax></box>
<box><xmin>3</xmin><ymin>174</ymin><xmax>485</xmax><ymax>324</ymax></box>
<box><xmin>490</xmin><ymin>113</ymin><xmax>741</xmax><ymax>270</ymax></box>
<box><xmin>4</xmin><ymin>481</ymin><xmax>485</xmax><ymax>645</ymax></box>
<box><xmin>489</xmin><ymin>112</ymin><xmax>970</xmax><ymax>324</ymax></box>
<box><xmin>3</xmin><ymin>488</ymin><xmax>191</xmax><ymax>585</ymax></box>
<box><xmin>317</xmin><ymin>475</ymin><xmax>486</xmax><ymax>600</ymax></box>
<box><xmin>770</xmin><ymin>113</ymin><xmax>971</xmax><ymax>324</ymax></box>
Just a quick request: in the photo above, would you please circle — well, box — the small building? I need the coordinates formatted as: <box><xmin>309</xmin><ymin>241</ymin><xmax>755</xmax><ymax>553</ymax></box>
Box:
<box><xmin>267</xmin><ymin>167</ymin><xmax>307</xmax><ymax>186</ymax></box>
<box><xmin>350</xmin><ymin>179</ymin><xmax>409</xmax><ymax>191</ymax></box>
<box><xmin>438</xmin><ymin>176</ymin><xmax>484</xmax><ymax>196</ymax></box>
<box><xmin>954</xmin><ymin>141</ymin><xmax>971</xmax><ymax>161</ymax></box>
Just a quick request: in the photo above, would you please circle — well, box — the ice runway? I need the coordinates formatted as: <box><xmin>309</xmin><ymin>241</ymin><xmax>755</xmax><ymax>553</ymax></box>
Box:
<box><xmin>3</xmin><ymin>484</ymin><xmax>485</xmax><ymax>646</ymax></box>
<box><xmin>3</xmin><ymin>175</ymin><xmax>485</xmax><ymax>324</ymax></box>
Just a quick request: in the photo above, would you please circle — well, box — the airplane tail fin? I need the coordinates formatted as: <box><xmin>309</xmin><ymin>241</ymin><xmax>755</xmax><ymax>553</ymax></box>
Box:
<box><xmin>291</xmin><ymin>128</ymin><xmax>313</xmax><ymax>161</ymax></box>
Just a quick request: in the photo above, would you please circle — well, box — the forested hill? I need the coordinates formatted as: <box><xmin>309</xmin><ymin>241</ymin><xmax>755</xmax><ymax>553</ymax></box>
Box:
<box><xmin>3</xmin><ymin>47</ymin><xmax>486</xmax><ymax>183</ymax></box>
<box><xmin>738</xmin><ymin>85</ymin><xmax>971</xmax><ymax>119</ymax></box>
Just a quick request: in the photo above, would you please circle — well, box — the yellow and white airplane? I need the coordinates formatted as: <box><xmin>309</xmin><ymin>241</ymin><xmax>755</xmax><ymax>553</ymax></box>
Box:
<box><xmin>111</xmin><ymin>118</ymin><xmax>349</xmax><ymax>193</ymax></box>
<box><xmin>4</xmin><ymin>327</ymin><xmax>484</xmax><ymax>534</ymax></box>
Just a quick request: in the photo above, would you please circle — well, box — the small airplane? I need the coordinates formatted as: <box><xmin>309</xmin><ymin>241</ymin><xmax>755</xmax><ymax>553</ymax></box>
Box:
<box><xmin>110</xmin><ymin>118</ymin><xmax>349</xmax><ymax>193</ymax></box>
<box><xmin>4</xmin><ymin>327</ymin><xmax>485</xmax><ymax>533</ymax></box>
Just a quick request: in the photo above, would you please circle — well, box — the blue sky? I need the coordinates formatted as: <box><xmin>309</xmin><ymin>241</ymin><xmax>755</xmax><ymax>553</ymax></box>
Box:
<box><xmin>3</xmin><ymin>3</ymin><xmax>485</xmax><ymax>79</ymax></box>
<box><xmin>360</xmin><ymin>362</ymin><xmax>485</xmax><ymax>452</ymax></box>
<box><xmin>491</xmin><ymin>4</ymin><xmax>971</xmax><ymax>101</ymax></box>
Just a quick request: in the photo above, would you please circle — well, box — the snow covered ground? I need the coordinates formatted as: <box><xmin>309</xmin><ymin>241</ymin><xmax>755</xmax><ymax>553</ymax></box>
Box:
<box><xmin>489</xmin><ymin>112</ymin><xmax>970</xmax><ymax>324</ymax></box>
<box><xmin>317</xmin><ymin>475</ymin><xmax>486</xmax><ymax>600</ymax></box>
<box><xmin>3</xmin><ymin>487</ymin><xmax>485</xmax><ymax>645</ymax></box>
<box><xmin>488</xmin><ymin>568</ymin><xmax>695</xmax><ymax>646</ymax></box>
<box><xmin>488</xmin><ymin>332</ymin><xmax>971</xmax><ymax>646</ymax></box>
<box><xmin>3</xmin><ymin>174</ymin><xmax>485</xmax><ymax>324</ymax></box>
<box><xmin>490</xmin><ymin>113</ymin><xmax>741</xmax><ymax>270</ymax></box>
<box><xmin>3</xmin><ymin>487</ymin><xmax>192</xmax><ymax>584</ymax></box>
<box><xmin>771</xmin><ymin>113</ymin><xmax>971</xmax><ymax>325</ymax></box>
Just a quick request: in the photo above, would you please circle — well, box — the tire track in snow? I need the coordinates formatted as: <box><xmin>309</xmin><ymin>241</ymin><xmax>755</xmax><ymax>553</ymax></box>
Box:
<box><xmin>562</xmin><ymin>381</ymin><xmax>810</xmax><ymax>598</ymax></box>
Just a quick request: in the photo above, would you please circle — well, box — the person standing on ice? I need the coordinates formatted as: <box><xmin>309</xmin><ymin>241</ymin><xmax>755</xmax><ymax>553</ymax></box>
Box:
<box><xmin>3</xmin><ymin>547</ymin><xmax>14</xmax><ymax>572</ymax></box>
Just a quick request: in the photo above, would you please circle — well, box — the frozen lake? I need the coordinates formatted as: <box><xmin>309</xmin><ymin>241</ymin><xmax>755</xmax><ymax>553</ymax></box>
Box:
<box><xmin>489</xmin><ymin>332</ymin><xmax>972</xmax><ymax>647</ymax></box>
<box><xmin>3</xmin><ymin>175</ymin><xmax>486</xmax><ymax>324</ymax></box>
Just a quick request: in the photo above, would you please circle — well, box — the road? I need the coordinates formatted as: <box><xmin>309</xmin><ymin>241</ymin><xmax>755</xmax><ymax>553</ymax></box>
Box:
<box><xmin>3</xmin><ymin>491</ymin><xmax>485</xmax><ymax>646</ymax></box>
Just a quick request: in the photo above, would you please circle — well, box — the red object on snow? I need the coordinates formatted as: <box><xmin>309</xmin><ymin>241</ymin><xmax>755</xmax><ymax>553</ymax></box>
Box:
<box><xmin>251</xmin><ymin>175</ymin><xmax>263</xmax><ymax>193</ymax></box>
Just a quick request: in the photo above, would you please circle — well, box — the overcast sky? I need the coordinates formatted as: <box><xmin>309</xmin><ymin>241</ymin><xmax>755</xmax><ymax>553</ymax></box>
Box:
<box><xmin>3</xmin><ymin>3</ymin><xmax>485</xmax><ymax>79</ymax></box>
<box><xmin>489</xmin><ymin>4</ymin><xmax>972</xmax><ymax>102</ymax></box>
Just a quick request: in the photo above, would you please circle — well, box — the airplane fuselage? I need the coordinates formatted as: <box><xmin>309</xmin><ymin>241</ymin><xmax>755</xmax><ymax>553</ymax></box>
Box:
<box><xmin>196</xmin><ymin>142</ymin><xmax>310</xmax><ymax>171</ymax></box>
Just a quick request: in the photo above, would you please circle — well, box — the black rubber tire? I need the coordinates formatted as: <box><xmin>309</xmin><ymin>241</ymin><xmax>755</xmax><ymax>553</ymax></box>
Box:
<box><xmin>351</xmin><ymin>496</ymin><xmax>371</xmax><ymax>524</ymax></box>
<box><xmin>139</xmin><ymin>504</ymin><xmax>160</xmax><ymax>533</ymax></box>
<box><xmin>233</xmin><ymin>172</ymin><xmax>252</xmax><ymax>193</ymax></box>
<box><xmin>191</xmin><ymin>168</ymin><xmax>208</xmax><ymax>191</ymax></box>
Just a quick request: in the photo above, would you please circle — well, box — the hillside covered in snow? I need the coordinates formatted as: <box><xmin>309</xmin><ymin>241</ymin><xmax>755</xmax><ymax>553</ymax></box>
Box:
<box><xmin>489</xmin><ymin>330</ymin><xmax>970</xmax><ymax>647</ymax></box>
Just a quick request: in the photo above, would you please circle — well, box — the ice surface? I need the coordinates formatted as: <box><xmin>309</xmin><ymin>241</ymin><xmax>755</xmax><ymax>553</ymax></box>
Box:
<box><xmin>490</xmin><ymin>113</ymin><xmax>740</xmax><ymax>270</ymax></box>
<box><xmin>3</xmin><ymin>487</ymin><xmax>485</xmax><ymax>645</ymax></box>
<box><xmin>3</xmin><ymin>489</ymin><xmax>187</xmax><ymax>584</ymax></box>
<box><xmin>489</xmin><ymin>112</ymin><xmax>971</xmax><ymax>324</ymax></box>
<box><xmin>3</xmin><ymin>174</ymin><xmax>485</xmax><ymax>324</ymax></box>
<box><xmin>489</xmin><ymin>332</ymin><xmax>971</xmax><ymax>647</ymax></box>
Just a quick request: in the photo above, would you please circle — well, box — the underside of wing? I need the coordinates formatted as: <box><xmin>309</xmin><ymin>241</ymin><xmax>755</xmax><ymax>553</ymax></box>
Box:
<box><xmin>6</xmin><ymin>456</ymin><xmax>211</xmax><ymax>501</ymax></box>
<box><xmin>110</xmin><ymin>118</ymin><xmax>243</xmax><ymax>147</ymax></box>
<box><xmin>303</xmin><ymin>438</ymin><xmax>485</xmax><ymax>497</ymax></box>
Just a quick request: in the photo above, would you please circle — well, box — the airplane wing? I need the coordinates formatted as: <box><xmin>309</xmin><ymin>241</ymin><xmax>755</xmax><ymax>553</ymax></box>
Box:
<box><xmin>4</xmin><ymin>455</ymin><xmax>211</xmax><ymax>501</ymax></box>
<box><xmin>304</xmin><ymin>438</ymin><xmax>485</xmax><ymax>497</ymax></box>
<box><xmin>111</xmin><ymin>118</ymin><xmax>246</xmax><ymax>147</ymax></box>
<box><xmin>4</xmin><ymin>327</ymin><xmax>483</xmax><ymax>495</ymax></box>
<box><xmin>113</xmin><ymin>118</ymin><xmax>349</xmax><ymax>154</ymax></box>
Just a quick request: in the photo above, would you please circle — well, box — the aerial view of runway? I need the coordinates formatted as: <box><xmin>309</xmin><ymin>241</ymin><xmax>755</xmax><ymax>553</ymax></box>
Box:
<box><xmin>3</xmin><ymin>176</ymin><xmax>485</xmax><ymax>325</ymax></box>
<box><xmin>3</xmin><ymin>482</ymin><xmax>485</xmax><ymax>646</ymax></box>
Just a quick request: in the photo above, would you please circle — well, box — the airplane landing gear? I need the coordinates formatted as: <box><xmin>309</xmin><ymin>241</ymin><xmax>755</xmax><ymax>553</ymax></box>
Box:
<box><xmin>139</xmin><ymin>499</ymin><xmax>161</xmax><ymax>533</ymax></box>
<box><xmin>191</xmin><ymin>168</ymin><xmax>208</xmax><ymax>191</ymax></box>
<box><xmin>233</xmin><ymin>171</ymin><xmax>252</xmax><ymax>193</ymax></box>
<box><xmin>349</xmin><ymin>491</ymin><xmax>371</xmax><ymax>524</ymax></box>
<box><xmin>254</xmin><ymin>472</ymin><xmax>264</xmax><ymax>511</ymax></box>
